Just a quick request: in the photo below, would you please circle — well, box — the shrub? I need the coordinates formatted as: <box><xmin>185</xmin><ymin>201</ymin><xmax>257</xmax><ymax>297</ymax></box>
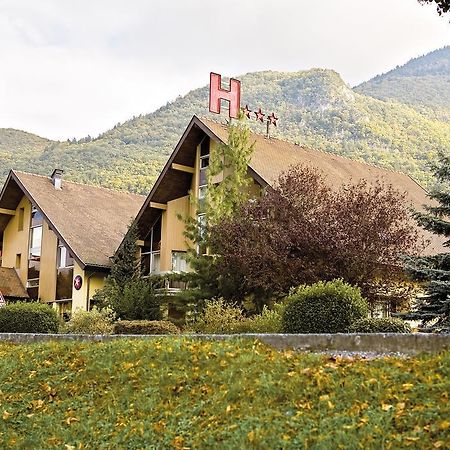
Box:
<box><xmin>234</xmin><ymin>304</ymin><xmax>284</xmax><ymax>333</ymax></box>
<box><xmin>348</xmin><ymin>317</ymin><xmax>411</xmax><ymax>333</ymax></box>
<box><xmin>0</xmin><ymin>302</ymin><xmax>59</xmax><ymax>334</ymax></box>
<box><xmin>190</xmin><ymin>299</ymin><xmax>284</xmax><ymax>334</ymax></box>
<box><xmin>94</xmin><ymin>278</ymin><xmax>162</xmax><ymax>321</ymax></box>
<box><xmin>62</xmin><ymin>307</ymin><xmax>116</xmax><ymax>335</ymax></box>
<box><xmin>282</xmin><ymin>280</ymin><xmax>368</xmax><ymax>334</ymax></box>
<box><xmin>113</xmin><ymin>320</ymin><xmax>179</xmax><ymax>335</ymax></box>
<box><xmin>190</xmin><ymin>299</ymin><xmax>246</xmax><ymax>334</ymax></box>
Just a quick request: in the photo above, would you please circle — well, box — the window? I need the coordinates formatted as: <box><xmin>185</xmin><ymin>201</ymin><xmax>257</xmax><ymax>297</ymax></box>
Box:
<box><xmin>56</xmin><ymin>240</ymin><xmax>74</xmax><ymax>301</ymax></box>
<box><xmin>197</xmin><ymin>214</ymin><xmax>207</xmax><ymax>255</ymax></box>
<box><xmin>140</xmin><ymin>215</ymin><xmax>162</xmax><ymax>275</ymax></box>
<box><xmin>172</xmin><ymin>251</ymin><xmax>188</xmax><ymax>272</ymax></box>
<box><xmin>198</xmin><ymin>137</ymin><xmax>210</xmax><ymax>216</ymax></box>
<box><xmin>199</xmin><ymin>137</ymin><xmax>210</xmax><ymax>189</ymax></box>
<box><xmin>27</xmin><ymin>206</ymin><xmax>43</xmax><ymax>298</ymax></box>
<box><xmin>29</xmin><ymin>226</ymin><xmax>42</xmax><ymax>258</ymax></box>
<box><xmin>15</xmin><ymin>254</ymin><xmax>21</xmax><ymax>269</ymax></box>
<box><xmin>18</xmin><ymin>208</ymin><xmax>24</xmax><ymax>231</ymax></box>
<box><xmin>57</xmin><ymin>242</ymin><xmax>74</xmax><ymax>269</ymax></box>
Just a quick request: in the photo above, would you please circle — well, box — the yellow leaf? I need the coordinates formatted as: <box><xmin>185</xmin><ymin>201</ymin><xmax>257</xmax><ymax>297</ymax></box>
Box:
<box><xmin>434</xmin><ymin>441</ymin><xmax>444</xmax><ymax>448</ymax></box>
<box><xmin>282</xmin><ymin>434</ymin><xmax>290</xmax><ymax>441</ymax></box>
<box><xmin>247</xmin><ymin>431</ymin><xmax>255</xmax><ymax>442</ymax></box>
<box><xmin>402</xmin><ymin>383</ymin><xmax>414</xmax><ymax>391</ymax></box>
<box><xmin>319</xmin><ymin>395</ymin><xmax>330</xmax><ymax>401</ymax></box>
<box><xmin>287</xmin><ymin>371</ymin><xmax>296</xmax><ymax>377</ymax></box>
<box><xmin>439</xmin><ymin>420</ymin><xmax>450</xmax><ymax>431</ymax></box>
<box><xmin>382</xmin><ymin>403</ymin><xmax>393</xmax><ymax>411</ymax></box>
<box><xmin>2</xmin><ymin>410</ymin><xmax>11</xmax><ymax>420</ymax></box>
<box><xmin>65</xmin><ymin>417</ymin><xmax>79</xmax><ymax>425</ymax></box>
<box><xmin>226</xmin><ymin>405</ymin><xmax>232</xmax><ymax>413</ymax></box>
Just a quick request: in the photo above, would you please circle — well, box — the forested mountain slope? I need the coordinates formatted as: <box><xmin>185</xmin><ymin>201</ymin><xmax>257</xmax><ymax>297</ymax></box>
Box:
<box><xmin>355</xmin><ymin>46</ymin><xmax>450</xmax><ymax>113</ymax></box>
<box><xmin>1</xmin><ymin>54</ymin><xmax>450</xmax><ymax>193</ymax></box>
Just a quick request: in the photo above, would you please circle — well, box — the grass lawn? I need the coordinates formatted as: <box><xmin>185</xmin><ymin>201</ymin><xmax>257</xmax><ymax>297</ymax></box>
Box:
<box><xmin>0</xmin><ymin>338</ymin><xmax>449</xmax><ymax>449</ymax></box>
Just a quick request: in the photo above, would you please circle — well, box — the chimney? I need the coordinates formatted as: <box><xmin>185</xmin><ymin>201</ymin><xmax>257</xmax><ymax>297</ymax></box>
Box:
<box><xmin>51</xmin><ymin>169</ymin><xmax>64</xmax><ymax>190</ymax></box>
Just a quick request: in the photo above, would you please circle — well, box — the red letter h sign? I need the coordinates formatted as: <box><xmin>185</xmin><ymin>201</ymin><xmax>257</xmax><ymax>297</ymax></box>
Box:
<box><xmin>209</xmin><ymin>72</ymin><xmax>241</xmax><ymax>119</ymax></box>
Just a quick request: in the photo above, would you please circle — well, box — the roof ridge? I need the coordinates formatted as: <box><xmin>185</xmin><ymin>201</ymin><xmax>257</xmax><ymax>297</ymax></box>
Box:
<box><xmin>198</xmin><ymin>117</ymin><xmax>409</xmax><ymax>177</ymax></box>
<box><xmin>13</xmin><ymin>170</ymin><xmax>146</xmax><ymax>198</ymax></box>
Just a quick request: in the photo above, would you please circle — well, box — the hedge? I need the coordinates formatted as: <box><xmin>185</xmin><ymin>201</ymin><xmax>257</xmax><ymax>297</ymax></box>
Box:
<box><xmin>0</xmin><ymin>302</ymin><xmax>59</xmax><ymax>334</ymax></box>
<box><xmin>282</xmin><ymin>280</ymin><xmax>368</xmax><ymax>333</ymax></box>
<box><xmin>348</xmin><ymin>317</ymin><xmax>412</xmax><ymax>333</ymax></box>
<box><xmin>113</xmin><ymin>320</ymin><xmax>179</xmax><ymax>335</ymax></box>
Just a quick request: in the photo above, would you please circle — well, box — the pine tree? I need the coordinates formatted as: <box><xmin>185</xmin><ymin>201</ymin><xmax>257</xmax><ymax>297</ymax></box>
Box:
<box><xmin>403</xmin><ymin>153</ymin><xmax>450</xmax><ymax>332</ymax></box>
<box><xmin>109</xmin><ymin>221</ymin><xmax>140</xmax><ymax>289</ymax></box>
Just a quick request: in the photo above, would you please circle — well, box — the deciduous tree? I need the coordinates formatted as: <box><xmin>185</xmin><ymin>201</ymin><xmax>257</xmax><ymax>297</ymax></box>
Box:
<box><xmin>210</xmin><ymin>165</ymin><xmax>421</xmax><ymax>301</ymax></box>
<box><xmin>418</xmin><ymin>0</ymin><xmax>450</xmax><ymax>17</ymax></box>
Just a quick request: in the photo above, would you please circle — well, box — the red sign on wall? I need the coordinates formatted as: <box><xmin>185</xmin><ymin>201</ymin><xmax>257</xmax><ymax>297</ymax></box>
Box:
<box><xmin>74</xmin><ymin>275</ymin><xmax>83</xmax><ymax>291</ymax></box>
<box><xmin>209</xmin><ymin>72</ymin><xmax>241</xmax><ymax>119</ymax></box>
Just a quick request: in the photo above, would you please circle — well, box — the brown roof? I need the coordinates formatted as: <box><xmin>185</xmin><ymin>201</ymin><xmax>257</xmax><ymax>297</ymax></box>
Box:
<box><xmin>0</xmin><ymin>267</ymin><xmax>28</xmax><ymax>299</ymax></box>
<box><xmin>200</xmin><ymin>117</ymin><xmax>446</xmax><ymax>255</ymax></box>
<box><xmin>0</xmin><ymin>171</ymin><xmax>145</xmax><ymax>268</ymax></box>
<box><xmin>135</xmin><ymin>115</ymin><xmax>446</xmax><ymax>255</ymax></box>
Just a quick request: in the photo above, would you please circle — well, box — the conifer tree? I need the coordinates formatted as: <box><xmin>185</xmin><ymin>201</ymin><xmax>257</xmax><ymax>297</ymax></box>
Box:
<box><xmin>403</xmin><ymin>153</ymin><xmax>450</xmax><ymax>332</ymax></box>
<box><xmin>110</xmin><ymin>221</ymin><xmax>140</xmax><ymax>289</ymax></box>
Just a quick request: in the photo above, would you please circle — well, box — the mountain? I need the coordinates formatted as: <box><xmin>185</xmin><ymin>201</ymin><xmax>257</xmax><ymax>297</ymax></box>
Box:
<box><xmin>1</xmin><ymin>53</ymin><xmax>450</xmax><ymax>193</ymax></box>
<box><xmin>355</xmin><ymin>46</ymin><xmax>450</xmax><ymax>113</ymax></box>
<box><xmin>0</xmin><ymin>128</ymin><xmax>52</xmax><ymax>175</ymax></box>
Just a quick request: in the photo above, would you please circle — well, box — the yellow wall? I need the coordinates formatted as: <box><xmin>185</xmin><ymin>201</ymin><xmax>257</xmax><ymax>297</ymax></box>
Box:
<box><xmin>1</xmin><ymin>196</ymin><xmax>31</xmax><ymax>285</ymax></box>
<box><xmin>39</xmin><ymin>222</ymin><xmax>58</xmax><ymax>302</ymax></box>
<box><xmin>71</xmin><ymin>262</ymin><xmax>106</xmax><ymax>312</ymax></box>
<box><xmin>160</xmin><ymin>195</ymin><xmax>190</xmax><ymax>271</ymax></box>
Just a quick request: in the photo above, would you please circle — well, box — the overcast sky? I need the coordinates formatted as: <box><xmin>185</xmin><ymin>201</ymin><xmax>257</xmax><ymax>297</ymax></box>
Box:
<box><xmin>0</xmin><ymin>0</ymin><xmax>449</xmax><ymax>141</ymax></box>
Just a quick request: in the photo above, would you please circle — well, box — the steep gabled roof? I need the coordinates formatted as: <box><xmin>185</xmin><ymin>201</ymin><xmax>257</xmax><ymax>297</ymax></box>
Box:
<box><xmin>133</xmin><ymin>115</ymin><xmax>446</xmax><ymax>256</ymax></box>
<box><xmin>0</xmin><ymin>171</ymin><xmax>145</xmax><ymax>269</ymax></box>
<box><xmin>0</xmin><ymin>267</ymin><xmax>29</xmax><ymax>299</ymax></box>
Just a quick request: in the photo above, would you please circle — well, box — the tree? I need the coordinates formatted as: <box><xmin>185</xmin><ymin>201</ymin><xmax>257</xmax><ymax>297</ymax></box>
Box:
<box><xmin>418</xmin><ymin>0</ymin><xmax>450</xmax><ymax>17</ymax></box>
<box><xmin>402</xmin><ymin>153</ymin><xmax>450</xmax><ymax>332</ymax></box>
<box><xmin>210</xmin><ymin>165</ymin><xmax>421</xmax><ymax>302</ymax></box>
<box><xmin>175</xmin><ymin>116</ymin><xmax>256</xmax><ymax>311</ymax></box>
<box><xmin>109</xmin><ymin>221</ymin><xmax>140</xmax><ymax>289</ymax></box>
<box><xmin>93</xmin><ymin>221</ymin><xmax>162</xmax><ymax>320</ymax></box>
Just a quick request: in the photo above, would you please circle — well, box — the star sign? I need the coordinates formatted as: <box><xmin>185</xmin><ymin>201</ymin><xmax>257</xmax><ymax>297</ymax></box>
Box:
<box><xmin>254</xmin><ymin>108</ymin><xmax>265</xmax><ymax>122</ymax></box>
<box><xmin>268</xmin><ymin>112</ymin><xmax>278</xmax><ymax>126</ymax></box>
<box><xmin>242</xmin><ymin>105</ymin><xmax>252</xmax><ymax>119</ymax></box>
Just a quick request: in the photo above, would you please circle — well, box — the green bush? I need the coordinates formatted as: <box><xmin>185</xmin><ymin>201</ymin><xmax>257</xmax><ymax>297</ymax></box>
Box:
<box><xmin>94</xmin><ymin>278</ymin><xmax>162</xmax><ymax>321</ymax></box>
<box><xmin>190</xmin><ymin>299</ymin><xmax>284</xmax><ymax>334</ymax></box>
<box><xmin>190</xmin><ymin>299</ymin><xmax>245</xmax><ymax>334</ymax></box>
<box><xmin>113</xmin><ymin>320</ymin><xmax>179</xmax><ymax>335</ymax></box>
<box><xmin>0</xmin><ymin>302</ymin><xmax>59</xmax><ymax>334</ymax></box>
<box><xmin>62</xmin><ymin>307</ymin><xmax>116</xmax><ymax>335</ymax></box>
<box><xmin>282</xmin><ymin>280</ymin><xmax>368</xmax><ymax>333</ymax></box>
<box><xmin>348</xmin><ymin>317</ymin><xmax>411</xmax><ymax>333</ymax></box>
<box><xmin>234</xmin><ymin>305</ymin><xmax>284</xmax><ymax>333</ymax></box>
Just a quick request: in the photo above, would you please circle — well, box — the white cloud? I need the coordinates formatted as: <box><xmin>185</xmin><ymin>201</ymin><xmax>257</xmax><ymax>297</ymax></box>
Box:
<box><xmin>0</xmin><ymin>0</ymin><xmax>448</xmax><ymax>140</ymax></box>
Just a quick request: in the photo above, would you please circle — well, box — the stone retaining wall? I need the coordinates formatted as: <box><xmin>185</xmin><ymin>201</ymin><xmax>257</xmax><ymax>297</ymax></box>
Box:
<box><xmin>0</xmin><ymin>333</ymin><xmax>449</xmax><ymax>354</ymax></box>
